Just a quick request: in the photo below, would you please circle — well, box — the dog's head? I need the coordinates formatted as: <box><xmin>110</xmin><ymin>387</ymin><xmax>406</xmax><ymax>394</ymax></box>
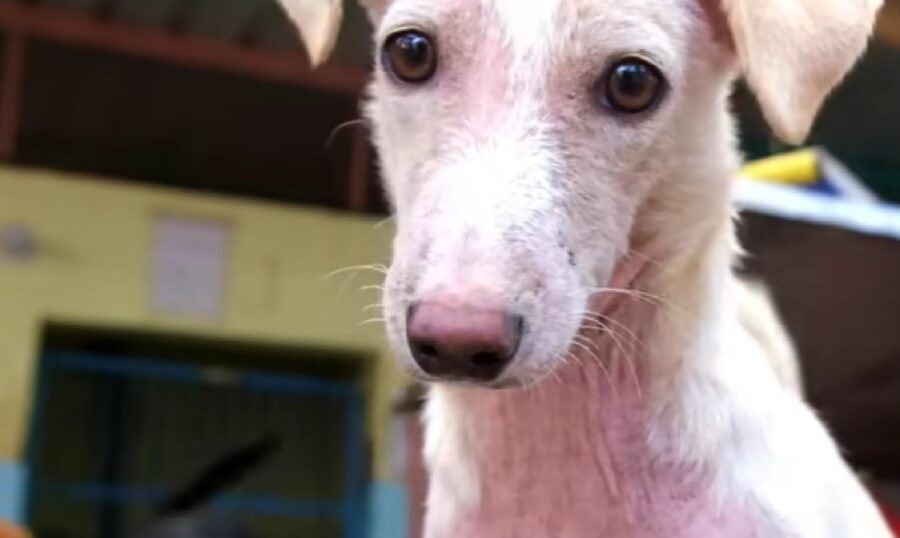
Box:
<box><xmin>281</xmin><ymin>0</ymin><xmax>880</xmax><ymax>387</ymax></box>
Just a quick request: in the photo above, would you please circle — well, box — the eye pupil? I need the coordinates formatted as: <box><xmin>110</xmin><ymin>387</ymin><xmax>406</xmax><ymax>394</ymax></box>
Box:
<box><xmin>400</xmin><ymin>34</ymin><xmax>430</xmax><ymax>63</ymax></box>
<box><xmin>614</xmin><ymin>63</ymin><xmax>650</xmax><ymax>96</ymax></box>
<box><xmin>383</xmin><ymin>30</ymin><xmax>437</xmax><ymax>83</ymax></box>
<box><xmin>603</xmin><ymin>58</ymin><xmax>663</xmax><ymax>114</ymax></box>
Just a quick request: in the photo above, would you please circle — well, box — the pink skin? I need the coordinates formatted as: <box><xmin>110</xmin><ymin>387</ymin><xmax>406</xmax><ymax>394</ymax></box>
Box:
<box><xmin>429</xmin><ymin>261</ymin><xmax>763</xmax><ymax>537</ymax></box>
<box><xmin>442</xmin><ymin>362</ymin><xmax>758</xmax><ymax>537</ymax></box>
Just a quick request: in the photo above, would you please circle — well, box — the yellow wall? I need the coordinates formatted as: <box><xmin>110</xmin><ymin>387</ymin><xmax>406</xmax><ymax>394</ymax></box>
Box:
<box><xmin>0</xmin><ymin>165</ymin><xmax>404</xmax><ymax>481</ymax></box>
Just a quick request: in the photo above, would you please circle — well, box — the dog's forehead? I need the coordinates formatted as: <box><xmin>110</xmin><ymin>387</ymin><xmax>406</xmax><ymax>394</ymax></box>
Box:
<box><xmin>383</xmin><ymin>0</ymin><xmax>694</xmax><ymax>47</ymax></box>
<box><xmin>389</xmin><ymin>0</ymin><xmax>688</xmax><ymax>34</ymax></box>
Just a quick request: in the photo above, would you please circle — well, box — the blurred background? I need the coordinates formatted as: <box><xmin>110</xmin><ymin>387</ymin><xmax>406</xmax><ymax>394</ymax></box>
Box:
<box><xmin>0</xmin><ymin>0</ymin><xmax>896</xmax><ymax>537</ymax></box>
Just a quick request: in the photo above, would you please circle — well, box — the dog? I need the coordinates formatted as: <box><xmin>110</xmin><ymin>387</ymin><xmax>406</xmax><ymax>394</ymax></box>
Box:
<box><xmin>736</xmin><ymin>279</ymin><xmax>803</xmax><ymax>396</ymax></box>
<box><xmin>280</xmin><ymin>0</ymin><xmax>892</xmax><ymax>536</ymax></box>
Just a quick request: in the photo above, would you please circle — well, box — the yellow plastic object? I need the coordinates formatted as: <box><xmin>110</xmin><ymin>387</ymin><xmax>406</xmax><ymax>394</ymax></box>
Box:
<box><xmin>741</xmin><ymin>148</ymin><xmax>820</xmax><ymax>185</ymax></box>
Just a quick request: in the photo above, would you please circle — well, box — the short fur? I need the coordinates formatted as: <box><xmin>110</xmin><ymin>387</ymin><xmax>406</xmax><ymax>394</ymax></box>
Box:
<box><xmin>281</xmin><ymin>0</ymin><xmax>891</xmax><ymax>536</ymax></box>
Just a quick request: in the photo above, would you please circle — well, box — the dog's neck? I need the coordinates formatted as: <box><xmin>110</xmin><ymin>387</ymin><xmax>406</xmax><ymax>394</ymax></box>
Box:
<box><xmin>423</xmin><ymin>179</ymin><xmax>749</xmax><ymax>537</ymax></box>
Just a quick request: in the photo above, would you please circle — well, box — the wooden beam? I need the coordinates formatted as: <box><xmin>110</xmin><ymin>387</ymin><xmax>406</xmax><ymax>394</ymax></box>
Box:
<box><xmin>0</xmin><ymin>2</ymin><xmax>367</xmax><ymax>95</ymax></box>
<box><xmin>0</xmin><ymin>31</ymin><xmax>26</xmax><ymax>161</ymax></box>
<box><xmin>876</xmin><ymin>0</ymin><xmax>900</xmax><ymax>49</ymax></box>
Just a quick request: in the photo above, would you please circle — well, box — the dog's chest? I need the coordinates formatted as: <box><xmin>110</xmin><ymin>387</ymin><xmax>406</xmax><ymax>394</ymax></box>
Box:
<box><xmin>444</xmin><ymin>462</ymin><xmax>756</xmax><ymax>538</ymax></box>
<box><xmin>447</xmin><ymin>497</ymin><xmax>755</xmax><ymax>538</ymax></box>
<box><xmin>432</xmin><ymin>360</ymin><xmax>761</xmax><ymax>538</ymax></box>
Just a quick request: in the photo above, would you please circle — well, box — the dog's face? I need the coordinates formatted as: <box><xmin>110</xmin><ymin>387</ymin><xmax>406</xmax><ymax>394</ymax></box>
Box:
<box><xmin>369</xmin><ymin>0</ymin><xmax>732</xmax><ymax>386</ymax></box>
<box><xmin>280</xmin><ymin>0</ymin><xmax>880</xmax><ymax>387</ymax></box>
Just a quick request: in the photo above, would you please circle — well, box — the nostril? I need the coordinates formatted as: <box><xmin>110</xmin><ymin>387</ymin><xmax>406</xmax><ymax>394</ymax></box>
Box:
<box><xmin>414</xmin><ymin>341</ymin><xmax>439</xmax><ymax>360</ymax></box>
<box><xmin>471</xmin><ymin>351</ymin><xmax>505</xmax><ymax>367</ymax></box>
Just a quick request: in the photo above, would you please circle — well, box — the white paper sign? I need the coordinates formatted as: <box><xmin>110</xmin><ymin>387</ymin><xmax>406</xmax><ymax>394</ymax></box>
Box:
<box><xmin>150</xmin><ymin>215</ymin><xmax>229</xmax><ymax>318</ymax></box>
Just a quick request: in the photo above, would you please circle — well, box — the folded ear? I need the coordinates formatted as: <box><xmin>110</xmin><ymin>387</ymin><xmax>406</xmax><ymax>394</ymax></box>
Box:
<box><xmin>276</xmin><ymin>0</ymin><xmax>344</xmax><ymax>67</ymax></box>
<box><xmin>719</xmin><ymin>0</ymin><xmax>882</xmax><ymax>144</ymax></box>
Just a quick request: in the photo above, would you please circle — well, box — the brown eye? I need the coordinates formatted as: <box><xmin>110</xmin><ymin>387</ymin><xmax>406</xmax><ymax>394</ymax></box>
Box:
<box><xmin>382</xmin><ymin>29</ymin><xmax>437</xmax><ymax>84</ymax></box>
<box><xmin>602</xmin><ymin>58</ymin><xmax>665</xmax><ymax>114</ymax></box>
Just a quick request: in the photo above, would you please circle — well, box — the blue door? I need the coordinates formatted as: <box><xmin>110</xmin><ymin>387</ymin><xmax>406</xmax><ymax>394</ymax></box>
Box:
<box><xmin>26</xmin><ymin>351</ymin><xmax>367</xmax><ymax>538</ymax></box>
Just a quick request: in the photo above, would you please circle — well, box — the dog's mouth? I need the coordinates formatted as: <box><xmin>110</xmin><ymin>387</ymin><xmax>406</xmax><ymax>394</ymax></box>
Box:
<box><xmin>412</xmin><ymin>372</ymin><xmax>531</xmax><ymax>390</ymax></box>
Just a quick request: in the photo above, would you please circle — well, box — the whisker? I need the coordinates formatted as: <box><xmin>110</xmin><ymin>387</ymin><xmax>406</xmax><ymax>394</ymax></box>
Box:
<box><xmin>322</xmin><ymin>264</ymin><xmax>388</xmax><ymax>280</ymax></box>
<box><xmin>375</xmin><ymin>216</ymin><xmax>396</xmax><ymax>229</ymax></box>
<box><xmin>360</xmin><ymin>284</ymin><xmax>386</xmax><ymax>292</ymax></box>
<box><xmin>570</xmin><ymin>337</ymin><xmax>617</xmax><ymax>397</ymax></box>
<box><xmin>579</xmin><ymin>312</ymin><xmax>645</xmax><ymax>351</ymax></box>
<box><xmin>604</xmin><ymin>330</ymin><xmax>643</xmax><ymax>400</ymax></box>
<box><xmin>626</xmin><ymin>248</ymin><xmax>664</xmax><ymax>268</ymax></box>
<box><xmin>575</xmin><ymin>315</ymin><xmax>643</xmax><ymax>399</ymax></box>
<box><xmin>586</xmin><ymin>286</ymin><xmax>689</xmax><ymax>320</ymax></box>
<box><xmin>596</xmin><ymin>314</ymin><xmax>644</xmax><ymax>349</ymax></box>
<box><xmin>326</xmin><ymin>118</ymin><xmax>368</xmax><ymax>148</ymax></box>
<box><xmin>550</xmin><ymin>358</ymin><xmax>567</xmax><ymax>386</ymax></box>
<box><xmin>563</xmin><ymin>349</ymin><xmax>585</xmax><ymax>367</ymax></box>
<box><xmin>596</xmin><ymin>324</ymin><xmax>642</xmax><ymax>399</ymax></box>
<box><xmin>586</xmin><ymin>287</ymin><xmax>666</xmax><ymax>305</ymax></box>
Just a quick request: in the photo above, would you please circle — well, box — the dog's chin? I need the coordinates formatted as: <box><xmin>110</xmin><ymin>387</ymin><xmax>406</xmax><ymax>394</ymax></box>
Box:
<box><xmin>400</xmin><ymin>354</ymin><xmax>568</xmax><ymax>391</ymax></box>
<box><xmin>424</xmin><ymin>376</ymin><xmax>528</xmax><ymax>390</ymax></box>
<box><xmin>398</xmin><ymin>362</ymin><xmax>526</xmax><ymax>390</ymax></box>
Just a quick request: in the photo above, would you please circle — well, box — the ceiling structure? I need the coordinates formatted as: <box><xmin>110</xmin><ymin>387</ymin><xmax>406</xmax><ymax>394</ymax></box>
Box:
<box><xmin>0</xmin><ymin>0</ymin><xmax>384</xmax><ymax>213</ymax></box>
<box><xmin>1</xmin><ymin>0</ymin><xmax>372</xmax><ymax>65</ymax></box>
<box><xmin>877</xmin><ymin>0</ymin><xmax>900</xmax><ymax>48</ymax></box>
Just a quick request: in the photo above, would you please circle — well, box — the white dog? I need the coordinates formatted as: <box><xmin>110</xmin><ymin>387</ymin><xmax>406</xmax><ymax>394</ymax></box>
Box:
<box><xmin>282</xmin><ymin>0</ymin><xmax>891</xmax><ymax>536</ymax></box>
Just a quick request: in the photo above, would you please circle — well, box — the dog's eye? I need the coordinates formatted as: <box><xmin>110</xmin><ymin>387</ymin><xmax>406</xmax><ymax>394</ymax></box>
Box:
<box><xmin>382</xmin><ymin>29</ymin><xmax>437</xmax><ymax>84</ymax></box>
<box><xmin>601</xmin><ymin>58</ymin><xmax>665</xmax><ymax>114</ymax></box>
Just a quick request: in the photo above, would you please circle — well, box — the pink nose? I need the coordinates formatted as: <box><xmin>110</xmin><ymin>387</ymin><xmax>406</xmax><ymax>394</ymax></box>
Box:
<box><xmin>406</xmin><ymin>301</ymin><xmax>523</xmax><ymax>382</ymax></box>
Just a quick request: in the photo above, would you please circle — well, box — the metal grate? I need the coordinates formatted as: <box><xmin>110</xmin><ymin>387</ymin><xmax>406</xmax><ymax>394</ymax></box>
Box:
<box><xmin>27</xmin><ymin>352</ymin><xmax>366</xmax><ymax>538</ymax></box>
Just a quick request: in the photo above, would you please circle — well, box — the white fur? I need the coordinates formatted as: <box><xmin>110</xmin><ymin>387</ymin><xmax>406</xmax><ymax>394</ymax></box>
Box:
<box><xmin>280</xmin><ymin>0</ymin><xmax>891</xmax><ymax>536</ymax></box>
<box><xmin>420</xmin><ymin>387</ymin><xmax>482</xmax><ymax>534</ymax></box>
<box><xmin>737</xmin><ymin>280</ymin><xmax>803</xmax><ymax>395</ymax></box>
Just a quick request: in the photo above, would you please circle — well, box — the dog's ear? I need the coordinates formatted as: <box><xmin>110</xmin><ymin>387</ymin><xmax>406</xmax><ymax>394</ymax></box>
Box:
<box><xmin>277</xmin><ymin>0</ymin><xmax>391</xmax><ymax>66</ymax></box>
<box><xmin>714</xmin><ymin>0</ymin><xmax>882</xmax><ymax>144</ymax></box>
<box><xmin>276</xmin><ymin>0</ymin><xmax>344</xmax><ymax>67</ymax></box>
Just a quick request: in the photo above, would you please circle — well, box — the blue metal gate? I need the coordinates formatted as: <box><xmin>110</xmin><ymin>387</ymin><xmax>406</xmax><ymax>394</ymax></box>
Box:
<box><xmin>26</xmin><ymin>351</ymin><xmax>367</xmax><ymax>538</ymax></box>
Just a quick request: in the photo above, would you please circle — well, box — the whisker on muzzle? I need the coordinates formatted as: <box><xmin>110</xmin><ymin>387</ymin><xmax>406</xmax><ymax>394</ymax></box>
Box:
<box><xmin>570</xmin><ymin>335</ymin><xmax>619</xmax><ymax>398</ymax></box>
<box><xmin>322</xmin><ymin>263</ymin><xmax>389</xmax><ymax>280</ymax></box>
<box><xmin>586</xmin><ymin>287</ymin><xmax>688</xmax><ymax>321</ymax></box>
<box><xmin>360</xmin><ymin>284</ymin><xmax>387</xmax><ymax>292</ymax></box>
<box><xmin>574</xmin><ymin>313</ymin><xmax>644</xmax><ymax>399</ymax></box>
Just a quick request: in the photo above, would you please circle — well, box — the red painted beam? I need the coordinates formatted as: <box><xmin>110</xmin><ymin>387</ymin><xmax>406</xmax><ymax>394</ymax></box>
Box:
<box><xmin>0</xmin><ymin>2</ymin><xmax>367</xmax><ymax>95</ymax></box>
